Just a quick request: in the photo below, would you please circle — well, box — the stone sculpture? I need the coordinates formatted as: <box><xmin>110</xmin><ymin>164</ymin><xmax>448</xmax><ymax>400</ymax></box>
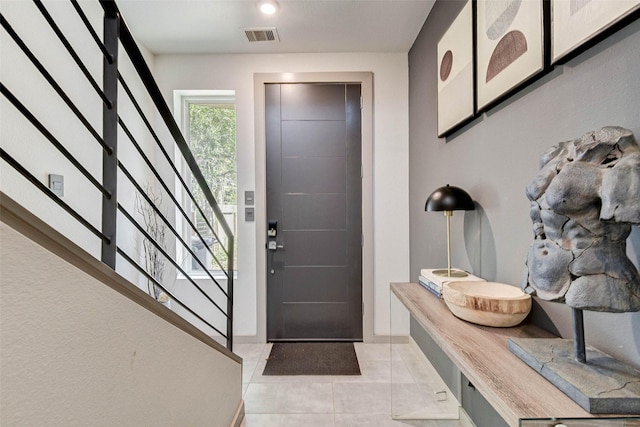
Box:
<box><xmin>523</xmin><ymin>126</ymin><xmax>640</xmax><ymax>313</ymax></box>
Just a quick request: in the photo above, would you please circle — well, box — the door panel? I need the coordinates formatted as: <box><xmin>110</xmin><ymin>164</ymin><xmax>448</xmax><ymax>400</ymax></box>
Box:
<box><xmin>282</xmin><ymin>121</ymin><xmax>345</xmax><ymax>157</ymax></box>
<box><xmin>280</xmin><ymin>84</ymin><xmax>346</xmax><ymax>120</ymax></box>
<box><xmin>283</xmin><ymin>267</ymin><xmax>348</xmax><ymax>302</ymax></box>
<box><xmin>285</xmin><ymin>230</ymin><xmax>346</xmax><ymax>266</ymax></box>
<box><xmin>282</xmin><ymin>194</ymin><xmax>347</xmax><ymax>230</ymax></box>
<box><xmin>281</xmin><ymin>157</ymin><xmax>346</xmax><ymax>194</ymax></box>
<box><xmin>266</xmin><ymin>82</ymin><xmax>362</xmax><ymax>341</ymax></box>
<box><xmin>282</xmin><ymin>303</ymin><xmax>351</xmax><ymax>338</ymax></box>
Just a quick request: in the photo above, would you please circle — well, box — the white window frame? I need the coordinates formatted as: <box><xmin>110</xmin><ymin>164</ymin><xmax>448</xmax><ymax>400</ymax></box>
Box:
<box><xmin>173</xmin><ymin>90</ymin><xmax>237</xmax><ymax>279</ymax></box>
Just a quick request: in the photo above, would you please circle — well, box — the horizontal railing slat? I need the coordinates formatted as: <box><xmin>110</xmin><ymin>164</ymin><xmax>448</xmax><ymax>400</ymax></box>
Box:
<box><xmin>0</xmin><ymin>84</ymin><xmax>111</xmax><ymax>198</ymax></box>
<box><xmin>117</xmin><ymin>204</ymin><xmax>231</xmax><ymax>320</ymax></box>
<box><xmin>115</xmin><ymin>248</ymin><xmax>229</xmax><ymax>339</ymax></box>
<box><xmin>33</xmin><ymin>0</ymin><xmax>113</xmax><ymax>108</ymax></box>
<box><xmin>0</xmin><ymin>13</ymin><xmax>112</xmax><ymax>154</ymax></box>
<box><xmin>0</xmin><ymin>149</ymin><xmax>109</xmax><ymax>244</ymax></box>
<box><xmin>117</xmin><ymin>73</ymin><xmax>231</xmax><ymax>266</ymax></box>
<box><xmin>70</xmin><ymin>0</ymin><xmax>114</xmax><ymax>63</ymax></box>
<box><xmin>116</xmin><ymin>116</ymin><xmax>229</xmax><ymax>281</ymax></box>
<box><xmin>117</xmin><ymin>160</ymin><xmax>227</xmax><ymax>296</ymax></box>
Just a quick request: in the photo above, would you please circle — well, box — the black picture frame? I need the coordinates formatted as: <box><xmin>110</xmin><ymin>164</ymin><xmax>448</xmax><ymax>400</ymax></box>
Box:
<box><xmin>437</xmin><ymin>0</ymin><xmax>476</xmax><ymax>137</ymax></box>
<box><xmin>475</xmin><ymin>0</ymin><xmax>549</xmax><ymax>113</ymax></box>
<box><xmin>551</xmin><ymin>1</ymin><xmax>640</xmax><ymax>65</ymax></box>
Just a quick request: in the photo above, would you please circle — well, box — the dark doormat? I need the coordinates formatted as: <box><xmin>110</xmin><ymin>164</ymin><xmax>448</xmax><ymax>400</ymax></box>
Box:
<box><xmin>262</xmin><ymin>342</ymin><xmax>361</xmax><ymax>376</ymax></box>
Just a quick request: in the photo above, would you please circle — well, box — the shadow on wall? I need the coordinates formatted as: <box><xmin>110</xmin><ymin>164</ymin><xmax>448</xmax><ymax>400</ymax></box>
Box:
<box><xmin>630</xmin><ymin>226</ymin><xmax>640</xmax><ymax>358</ymax></box>
<box><xmin>528</xmin><ymin>300</ymin><xmax>563</xmax><ymax>337</ymax></box>
<box><xmin>633</xmin><ymin>311</ymin><xmax>640</xmax><ymax>364</ymax></box>
<box><xmin>464</xmin><ymin>202</ymin><xmax>496</xmax><ymax>280</ymax></box>
<box><xmin>629</xmin><ymin>226</ymin><xmax>640</xmax><ymax>270</ymax></box>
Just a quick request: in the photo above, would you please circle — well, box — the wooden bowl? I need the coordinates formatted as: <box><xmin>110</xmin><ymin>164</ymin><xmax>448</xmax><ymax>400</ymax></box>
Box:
<box><xmin>443</xmin><ymin>281</ymin><xmax>532</xmax><ymax>327</ymax></box>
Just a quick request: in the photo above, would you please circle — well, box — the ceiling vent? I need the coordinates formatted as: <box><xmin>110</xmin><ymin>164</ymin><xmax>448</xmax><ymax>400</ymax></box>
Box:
<box><xmin>244</xmin><ymin>27</ymin><xmax>279</xmax><ymax>43</ymax></box>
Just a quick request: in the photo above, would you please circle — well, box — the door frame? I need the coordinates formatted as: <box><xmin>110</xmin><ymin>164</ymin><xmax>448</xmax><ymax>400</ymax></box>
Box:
<box><xmin>254</xmin><ymin>72</ymin><xmax>374</xmax><ymax>343</ymax></box>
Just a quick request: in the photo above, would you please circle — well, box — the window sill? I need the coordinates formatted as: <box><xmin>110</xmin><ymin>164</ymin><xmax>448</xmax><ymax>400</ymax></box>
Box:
<box><xmin>176</xmin><ymin>271</ymin><xmax>237</xmax><ymax>281</ymax></box>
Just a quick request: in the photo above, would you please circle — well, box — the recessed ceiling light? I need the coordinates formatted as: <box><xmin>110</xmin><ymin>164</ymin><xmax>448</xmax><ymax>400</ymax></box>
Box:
<box><xmin>257</xmin><ymin>0</ymin><xmax>279</xmax><ymax>15</ymax></box>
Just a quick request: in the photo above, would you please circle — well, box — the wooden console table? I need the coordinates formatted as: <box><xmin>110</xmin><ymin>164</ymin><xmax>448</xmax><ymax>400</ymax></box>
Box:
<box><xmin>391</xmin><ymin>282</ymin><xmax>601</xmax><ymax>427</ymax></box>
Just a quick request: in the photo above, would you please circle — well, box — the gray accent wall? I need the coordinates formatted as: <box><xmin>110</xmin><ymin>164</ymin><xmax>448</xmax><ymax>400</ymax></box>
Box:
<box><xmin>409</xmin><ymin>0</ymin><xmax>640</xmax><ymax>369</ymax></box>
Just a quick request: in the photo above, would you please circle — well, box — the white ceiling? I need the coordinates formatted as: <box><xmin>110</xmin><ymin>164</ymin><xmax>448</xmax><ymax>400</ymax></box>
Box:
<box><xmin>116</xmin><ymin>0</ymin><xmax>436</xmax><ymax>55</ymax></box>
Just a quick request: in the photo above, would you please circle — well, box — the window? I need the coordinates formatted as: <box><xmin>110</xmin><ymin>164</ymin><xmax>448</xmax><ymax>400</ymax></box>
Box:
<box><xmin>176</xmin><ymin>91</ymin><xmax>237</xmax><ymax>275</ymax></box>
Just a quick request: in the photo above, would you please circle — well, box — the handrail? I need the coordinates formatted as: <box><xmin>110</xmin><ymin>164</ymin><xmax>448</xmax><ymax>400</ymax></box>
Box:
<box><xmin>0</xmin><ymin>0</ymin><xmax>235</xmax><ymax>350</ymax></box>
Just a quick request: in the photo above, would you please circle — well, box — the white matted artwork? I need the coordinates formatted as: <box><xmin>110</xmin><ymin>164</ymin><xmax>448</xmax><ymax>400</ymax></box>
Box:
<box><xmin>552</xmin><ymin>0</ymin><xmax>640</xmax><ymax>63</ymax></box>
<box><xmin>476</xmin><ymin>0</ymin><xmax>545</xmax><ymax>111</ymax></box>
<box><xmin>437</xmin><ymin>0</ymin><xmax>474</xmax><ymax>137</ymax></box>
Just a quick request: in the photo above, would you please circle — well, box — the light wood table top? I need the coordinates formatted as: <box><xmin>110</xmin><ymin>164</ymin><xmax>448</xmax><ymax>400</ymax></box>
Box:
<box><xmin>391</xmin><ymin>282</ymin><xmax>596</xmax><ymax>427</ymax></box>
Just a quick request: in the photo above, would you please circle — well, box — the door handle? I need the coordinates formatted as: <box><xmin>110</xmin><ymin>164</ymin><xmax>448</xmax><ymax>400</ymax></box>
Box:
<box><xmin>267</xmin><ymin>242</ymin><xmax>283</xmax><ymax>275</ymax></box>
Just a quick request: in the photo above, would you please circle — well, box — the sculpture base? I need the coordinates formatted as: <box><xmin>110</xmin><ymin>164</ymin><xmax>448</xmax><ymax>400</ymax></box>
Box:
<box><xmin>507</xmin><ymin>338</ymin><xmax>640</xmax><ymax>414</ymax></box>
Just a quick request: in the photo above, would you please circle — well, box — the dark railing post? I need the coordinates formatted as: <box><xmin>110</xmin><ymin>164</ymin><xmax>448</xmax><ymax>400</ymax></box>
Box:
<box><xmin>101</xmin><ymin>7</ymin><xmax>119</xmax><ymax>269</ymax></box>
<box><xmin>227</xmin><ymin>238</ymin><xmax>234</xmax><ymax>351</ymax></box>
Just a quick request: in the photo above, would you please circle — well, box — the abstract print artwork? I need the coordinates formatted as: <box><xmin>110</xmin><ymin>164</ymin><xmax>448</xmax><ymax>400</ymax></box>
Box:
<box><xmin>476</xmin><ymin>0</ymin><xmax>544</xmax><ymax>110</ymax></box>
<box><xmin>437</xmin><ymin>0</ymin><xmax>474</xmax><ymax>137</ymax></box>
<box><xmin>552</xmin><ymin>0</ymin><xmax>640</xmax><ymax>63</ymax></box>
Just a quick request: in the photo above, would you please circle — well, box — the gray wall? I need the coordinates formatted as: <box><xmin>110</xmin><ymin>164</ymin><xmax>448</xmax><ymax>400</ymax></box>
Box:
<box><xmin>409</xmin><ymin>0</ymin><xmax>640</xmax><ymax>369</ymax></box>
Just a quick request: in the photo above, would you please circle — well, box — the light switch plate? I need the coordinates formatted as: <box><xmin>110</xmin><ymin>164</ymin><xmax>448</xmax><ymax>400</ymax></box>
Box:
<box><xmin>245</xmin><ymin>190</ymin><xmax>255</xmax><ymax>206</ymax></box>
<box><xmin>48</xmin><ymin>174</ymin><xmax>64</xmax><ymax>197</ymax></box>
<box><xmin>245</xmin><ymin>207</ymin><xmax>255</xmax><ymax>222</ymax></box>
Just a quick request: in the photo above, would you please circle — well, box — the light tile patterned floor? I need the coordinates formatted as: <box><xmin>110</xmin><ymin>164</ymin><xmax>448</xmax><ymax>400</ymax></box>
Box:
<box><xmin>235</xmin><ymin>342</ymin><xmax>470</xmax><ymax>427</ymax></box>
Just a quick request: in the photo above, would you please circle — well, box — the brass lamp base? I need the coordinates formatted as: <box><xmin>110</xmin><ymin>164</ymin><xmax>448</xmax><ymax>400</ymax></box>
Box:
<box><xmin>431</xmin><ymin>269</ymin><xmax>469</xmax><ymax>278</ymax></box>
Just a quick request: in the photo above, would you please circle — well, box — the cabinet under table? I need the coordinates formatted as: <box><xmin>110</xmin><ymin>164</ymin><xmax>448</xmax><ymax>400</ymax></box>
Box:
<box><xmin>391</xmin><ymin>282</ymin><xmax>639</xmax><ymax>427</ymax></box>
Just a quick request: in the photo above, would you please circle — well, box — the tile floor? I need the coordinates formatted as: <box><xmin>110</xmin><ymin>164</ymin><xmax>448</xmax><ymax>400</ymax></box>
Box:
<box><xmin>235</xmin><ymin>341</ymin><xmax>471</xmax><ymax>427</ymax></box>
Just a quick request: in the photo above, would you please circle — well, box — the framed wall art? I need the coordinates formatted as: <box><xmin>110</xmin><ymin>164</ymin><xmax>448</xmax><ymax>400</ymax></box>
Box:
<box><xmin>437</xmin><ymin>0</ymin><xmax>474</xmax><ymax>137</ymax></box>
<box><xmin>552</xmin><ymin>0</ymin><xmax>640</xmax><ymax>64</ymax></box>
<box><xmin>476</xmin><ymin>0</ymin><xmax>545</xmax><ymax>111</ymax></box>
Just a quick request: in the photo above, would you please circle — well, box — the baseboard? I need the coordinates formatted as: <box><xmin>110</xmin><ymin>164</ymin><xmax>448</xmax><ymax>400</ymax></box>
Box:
<box><xmin>230</xmin><ymin>335</ymin><xmax>411</xmax><ymax>344</ymax></box>
<box><xmin>230</xmin><ymin>399</ymin><xmax>245</xmax><ymax>427</ymax></box>
<box><xmin>233</xmin><ymin>335</ymin><xmax>259</xmax><ymax>344</ymax></box>
<box><xmin>459</xmin><ymin>407</ymin><xmax>477</xmax><ymax>427</ymax></box>
<box><xmin>368</xmin><ymin>335</ymin><xmax>411</xmax><ymax>344</ymax></box>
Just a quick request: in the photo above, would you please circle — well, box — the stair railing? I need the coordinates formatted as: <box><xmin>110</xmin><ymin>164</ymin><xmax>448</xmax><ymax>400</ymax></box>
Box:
<box><xmin>0</xmin><ymin>0</ymin><xmax>235</xmax><ymax>350</ymax></box>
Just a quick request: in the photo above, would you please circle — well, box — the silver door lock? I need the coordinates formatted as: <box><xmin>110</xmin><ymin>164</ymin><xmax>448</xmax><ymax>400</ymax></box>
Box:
<box><xmin>267</xmin><ymin>241</ymin><xmax>284</xmax><ymax>251</ymax></box>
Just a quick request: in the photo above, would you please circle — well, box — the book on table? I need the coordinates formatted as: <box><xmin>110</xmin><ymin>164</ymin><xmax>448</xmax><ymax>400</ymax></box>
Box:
<box><xmin>418</xmin><ymin>268</ymin><xmax>486</xmax><ymax>298</ymax></box>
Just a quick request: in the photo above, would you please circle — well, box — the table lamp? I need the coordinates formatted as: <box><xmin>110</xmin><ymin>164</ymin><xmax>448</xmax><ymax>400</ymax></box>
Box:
<box><xmin>425</xmin><ymin>184</ymin><xmax>475</xmax><ymax>278</ymax></box>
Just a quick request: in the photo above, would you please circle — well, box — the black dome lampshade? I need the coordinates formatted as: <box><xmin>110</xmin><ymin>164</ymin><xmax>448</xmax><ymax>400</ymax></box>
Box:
<box><xmin>425</xmin><ymin>184</ymin><xmax>475</xmax><ymax>278</ymax></box>
<box><xmin>425</xmin><ymin>184</ymin><xmax>475</xmax><ymax>212</ymax></box>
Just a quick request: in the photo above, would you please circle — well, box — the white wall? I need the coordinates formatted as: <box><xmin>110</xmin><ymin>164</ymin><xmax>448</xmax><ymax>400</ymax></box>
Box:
<box><xmin>154</xmin><ymin>52</ymin><xmax>411</xmax><ymax>340</ymax></box>
<box><xmin>0</xmin><ymin>222</ymin><xmax>242</xmax><ymax>426</ymax></box>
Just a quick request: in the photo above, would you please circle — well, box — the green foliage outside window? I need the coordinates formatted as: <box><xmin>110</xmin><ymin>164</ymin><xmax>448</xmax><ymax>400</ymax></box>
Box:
<box><xmin>188</xmin><ymin>103</ymin><xmax>237</xmax><ymax>272</ymax></box>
